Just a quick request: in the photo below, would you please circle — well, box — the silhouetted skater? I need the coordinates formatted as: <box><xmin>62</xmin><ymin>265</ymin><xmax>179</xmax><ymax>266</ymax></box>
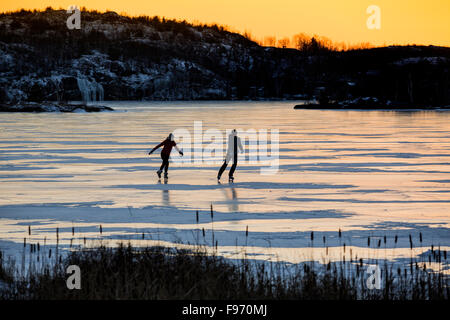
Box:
<box><xmin>149</xmin><ymin>133</ymin><xmax>183</xmax><ymax>179</ymax></box>
<box><xmin>218</xmin><ymin>129</ymin><xmax>243</xmax><ymax>182</ymax></box>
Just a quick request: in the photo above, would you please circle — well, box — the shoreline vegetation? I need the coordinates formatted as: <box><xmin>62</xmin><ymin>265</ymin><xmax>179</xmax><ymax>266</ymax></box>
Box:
<box><xmin>0</xmin><ymin>220</ymin><xmax>448</xmax><ymax>300</ymax></box>
<box><xmin>0</xmin><ymin>243</ymin><xmax>448</xmax><ymax>300</ymax></box>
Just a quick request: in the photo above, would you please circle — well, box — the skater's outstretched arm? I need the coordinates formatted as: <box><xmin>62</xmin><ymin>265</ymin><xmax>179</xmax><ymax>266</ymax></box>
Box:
<box><xmin>237</xmin><ymin>137</ymin><xmax>244</xmax><ymax>153</ymax></box>
<box><xmin>174</xmin><ymin>145</ymin><xmax>184</xmax><ymax>156</ymax></box>
<box><xmin>148</xmin><ymin>141</ymin><xmax>164</xmax><ymax>155</ymax></box>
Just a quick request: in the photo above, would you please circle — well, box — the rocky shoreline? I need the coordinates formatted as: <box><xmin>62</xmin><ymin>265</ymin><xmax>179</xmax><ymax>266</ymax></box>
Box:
<box><xmin>294</xmin><ymin>97</ymin><xmax>450</xmax><ymax>110</ymax></box>
<box><xmin>0</xmin><ymin>102</ymin><xmax>114</xmax><ymax>113</ymax></box>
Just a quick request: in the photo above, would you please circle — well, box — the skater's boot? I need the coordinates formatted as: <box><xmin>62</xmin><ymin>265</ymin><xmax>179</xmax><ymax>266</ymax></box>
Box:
<box><xmin>164</xmin><ymin>172</ymin><xmax>168</xmax><ymax>179</ymax></box>
<box><xmin>228</xmin><ymin>175</ymin><xmax>234</xmax><ymax>183</ymax></box>
<box><xmin>156</xmin><ymin>170</ymin><xmax>162</xmax><ymax>179</ymax></box>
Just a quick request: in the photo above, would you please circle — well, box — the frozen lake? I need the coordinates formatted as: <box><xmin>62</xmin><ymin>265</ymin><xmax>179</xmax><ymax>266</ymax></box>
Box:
<box><xmin>0</xmin><ymin>101</ymin><xmax>449</xmax><ymax>272</ymax></box>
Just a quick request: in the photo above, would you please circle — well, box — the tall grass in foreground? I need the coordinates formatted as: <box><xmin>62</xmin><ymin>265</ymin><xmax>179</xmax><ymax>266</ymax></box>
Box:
<box><xmin>0</xmin><ymin>243</ymin><xmax>448</xmax><ymax>300</ymax></box>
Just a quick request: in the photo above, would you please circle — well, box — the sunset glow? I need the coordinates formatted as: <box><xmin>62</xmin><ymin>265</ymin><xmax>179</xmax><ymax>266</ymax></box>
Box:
<box><xmin>2</xmin><ymin>0</ymin><xmax>450</xmax><ymax>47</ymax></box>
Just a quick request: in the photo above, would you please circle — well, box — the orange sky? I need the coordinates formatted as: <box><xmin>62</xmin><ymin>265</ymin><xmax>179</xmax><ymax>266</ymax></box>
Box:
<box><xmin>2</xmin><ymin>0</ymin><xmax>450</xmax><ymax>46</ymax></box>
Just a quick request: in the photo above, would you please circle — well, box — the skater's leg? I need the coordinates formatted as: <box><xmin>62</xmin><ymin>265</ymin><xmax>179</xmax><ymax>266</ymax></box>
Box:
<box><xmin>159</xmin><ymin>153</ymin><xmax>169</xmax><ymax>177</ymax></box>
<box><xmin>159</xmin><ymin>160</ymin><xmax>166</xmax><ymax>172</ymax></box>
<box><xmin>229</xmin><ymin>161</ymin><xmax>237</xmax><ymax>178</ymax></box>
<box><xmin>156</xmin><ymin>154</ymin><xmax>164</xmax><ymax>178</ymax></box>
<box><xmin>218</xmin><ymin>160</ymin><xmax>228</xmax><ymax>179</ymax></box>
<box><xmin>229</xmin><ymin>146</ymin><xmax>238</xmax><ymax>178</ymax></box>
<box><xmin>161</xmin><ymin>153</ymin><xmax>169</xmax><ymax>173</ymax></box>
<box><xmin>164</xmin><ymin>157</ymin><xmax>169</xmax><ymax>173</ymax></box>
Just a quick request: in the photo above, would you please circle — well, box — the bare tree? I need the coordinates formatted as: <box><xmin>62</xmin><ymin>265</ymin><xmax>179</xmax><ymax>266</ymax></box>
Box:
<box><xmin>263</xmin><ymin>36</ymin><xmax>276</xmax><ymax>47</ymax></box>
<box><xmin>277</xmin><ymin>37</ymin><xmax>290</xmax><ymax>48</ymax></box>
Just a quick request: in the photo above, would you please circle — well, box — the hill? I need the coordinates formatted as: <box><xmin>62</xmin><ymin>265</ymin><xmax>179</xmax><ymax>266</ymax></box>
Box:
<box><xmin>0</xmin><ymin>9</ymin><xmax>449</xmax><ymax>107</ymax></box>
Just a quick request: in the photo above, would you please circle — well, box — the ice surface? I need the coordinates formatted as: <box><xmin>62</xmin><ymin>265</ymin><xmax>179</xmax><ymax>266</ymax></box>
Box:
<box><xmin>0</xmin><ymin>101</ymin><xmax>449</xmax><ymax>272</ymax></box>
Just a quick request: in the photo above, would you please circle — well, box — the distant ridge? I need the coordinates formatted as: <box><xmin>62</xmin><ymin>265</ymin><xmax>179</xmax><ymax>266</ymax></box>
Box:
<box><xmin>0</xmin><ymin>9</ymin><xmax>449</xmax><ymax>107</ymax></box>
